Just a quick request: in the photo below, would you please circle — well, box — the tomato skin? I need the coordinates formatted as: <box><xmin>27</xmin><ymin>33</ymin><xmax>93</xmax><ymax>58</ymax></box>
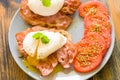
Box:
<box><xmin>74</xmin><ymin>33</ymin><xmax>107</xmax><ymax>72</ymax></box>
<box><xmin>78</xmin><ymin>1</ymin><xmax>108</xmax><ymax>18</ymax></box>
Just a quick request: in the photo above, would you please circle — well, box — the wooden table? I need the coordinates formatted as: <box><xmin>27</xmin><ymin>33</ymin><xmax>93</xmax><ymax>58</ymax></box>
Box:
<box><xmin>0</xmin><ymin>0</ymin><xmax>120</xmax><ymax>80</ymax></box>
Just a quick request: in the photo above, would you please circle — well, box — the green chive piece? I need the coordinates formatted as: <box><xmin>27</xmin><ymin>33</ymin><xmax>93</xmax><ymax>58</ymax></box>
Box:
<box><xmin>32</xmin><ymin>32</ymin><xmax>50</xmax><ymax>44</ymax></box>
<box><xmin>32</xmin><ymin>32</ymin><xmax>43</xmax><ymax>39</ymax></box>
<box><xmin>41</xmin><ymin>35</ymin><xmax>50</xmax><ymax>44</ymax></box>
<box><xmin>41</xmin><ymin>0</ymin><xmax>51</xmax><ymax>7</ymax></box>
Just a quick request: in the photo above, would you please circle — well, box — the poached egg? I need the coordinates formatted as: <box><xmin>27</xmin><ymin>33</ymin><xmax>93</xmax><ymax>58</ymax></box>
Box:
<box><xmin>27</xmin><ymin>0</ymin><xmax>65</xmax><ymax>16</ymax></box>
<box><xmin>23</xmin><ymin>31</ymin><xmax>67</xmax><ymax>59</ymax></box>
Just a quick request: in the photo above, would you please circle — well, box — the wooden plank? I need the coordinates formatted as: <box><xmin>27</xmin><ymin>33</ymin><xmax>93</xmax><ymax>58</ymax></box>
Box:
<box><xmin>0</xmin><ymin>0</ymin><xmax>33</xmax><ymax>80</ymax></box>
<box><xmin>108</xmin><ymin>0</ymin><xmax>120</xmax><ymax>50</ymax></box>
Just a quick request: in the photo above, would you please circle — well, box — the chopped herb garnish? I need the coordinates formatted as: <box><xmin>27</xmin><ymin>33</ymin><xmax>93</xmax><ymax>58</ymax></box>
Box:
<box><xmin>32</xmin><ymin>32</ymin><xmax>43</xmax><ymax>39</ymax></box>
<box><xmin>32</xmin><ymin>32</ymin><xmax>50</xmax><ymax>44</ymax></box>
<box><xmin>41</xmin><ymin>0</ymin><xmax>51</xmax><ymax>7</ymax></box>
<box><xmin>41</xmin><ymin>35</ymin><xmax>50</xmax><ymax>44</ymax></box>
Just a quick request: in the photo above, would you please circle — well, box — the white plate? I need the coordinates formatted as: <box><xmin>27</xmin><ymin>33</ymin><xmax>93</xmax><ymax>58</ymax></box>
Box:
<box><xmin>8</xmin><ymin>1</ymin><xmax>115</xmax><ymax>80</ymax></box>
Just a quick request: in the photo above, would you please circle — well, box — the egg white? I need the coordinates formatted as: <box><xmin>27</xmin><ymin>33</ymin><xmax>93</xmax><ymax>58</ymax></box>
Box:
<box><xmin>23</xmin><ymin>32</ymin><xmax>39</xmax><ymax>57</ymax></box>
<box><xmin>27</xmin><ymin>0</ymin><xmax>65</xmax><ymax>16</ymax></box>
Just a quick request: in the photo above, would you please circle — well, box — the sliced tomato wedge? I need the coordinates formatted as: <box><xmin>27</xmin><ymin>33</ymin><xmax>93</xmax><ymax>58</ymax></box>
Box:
<box><xmin>74</xmin><ymin>54</ymin><xmax>102</xmax><ymax>73</ymax></box>
<box><xmin>74</xmin><ymin>33</ymin><xmax>107</xmax><ymax>72</ymax></box>
<box><xmin>78</xmin><ymin>0</ymin><xmax>108</xmax><ymax>17</ymax></box>
<box><xmin>84</xmin><ymin>13</ymin><xmax>111</xmax><ymax>33</ymax></box>
<box><xmin>84</xmin><ymin>24</ymin><xmax>111</xmax><ymax>50</ymax></box>
<box><xmin>80</xmin><ymin>32</ymin><xmax>107</xmax><ymax>57</ymax></box>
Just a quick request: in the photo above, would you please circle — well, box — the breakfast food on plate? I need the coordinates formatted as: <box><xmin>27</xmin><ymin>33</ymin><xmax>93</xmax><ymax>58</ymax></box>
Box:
<box><xmin>15</xmin><ymin>0</ymin><xmax>112</xmax><ymax>77</ymax></box>
<box><xmin>20</xmin><ymin>0</ymin><xmax>81</xmax><ymax>30</ymax></box>
<box><xmin>15</xmin><ymin>26</ymin><xmax>77</xmax><ymax>76</ymax></box>
<box><xmin>73</xmin><ymin>0</ymin><xmax>112</xmax><ymax>73</ymax></box>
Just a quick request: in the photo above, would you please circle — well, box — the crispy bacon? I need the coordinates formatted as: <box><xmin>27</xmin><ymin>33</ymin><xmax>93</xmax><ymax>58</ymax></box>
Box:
<box><xmin>56</xmin><ymin>39</ymin><xmax>77</xmax><ymax>68</ymax></box>
<box><xmin>20</xmin><ymin>0</ymin><xmax>81</xmax><ymax>30</ymax></box>
<box><xmin>36</xmin><ymin>53</ymin><xmax>58</xmax><ymax>76</ymax></box>
<box><xmin>16</xmin><ymin>28</ymin><xmax>32</xmax><ymax>57</ymax></box>
<box><xmin>15</xmin><ymin>26</ymin><xmax>76</xmax><ymax>76</ymax></box>
<box><xmin>61</xmin><ymin>0</ymin><xmax>81</xmax><ymax>15</ymax></box>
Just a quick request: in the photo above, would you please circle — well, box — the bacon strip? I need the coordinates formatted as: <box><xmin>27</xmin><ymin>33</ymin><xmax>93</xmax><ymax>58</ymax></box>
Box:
<box><xmin>15</xmin><ymin>26</ymin><xmax>76</xmax><ymax>76</ymax></box>
<box><xmin>56</xmin><ymin>39</ymin><xmax>77</xmax><ymax>68</ymax></box>
<box><xmin>20</xmin><ymin>0</ymin><xmax>77</xmax><ymax>30</ymax></box>
<box><xmin>61</xmin><ymin>0</ymin><xmax>81</xmax><ymax>15</ymax></box>
<box><xmin>36</xmin><ymin>53</ymin><xmax>58</xmax><ymax>76</ymax></box>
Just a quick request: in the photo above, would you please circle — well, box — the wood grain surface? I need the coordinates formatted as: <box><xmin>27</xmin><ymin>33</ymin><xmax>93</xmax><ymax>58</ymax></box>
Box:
<box><xmin>0</xmin><ymin>0</ymin><xmax>120</xmax><ymax>80</ymax></box>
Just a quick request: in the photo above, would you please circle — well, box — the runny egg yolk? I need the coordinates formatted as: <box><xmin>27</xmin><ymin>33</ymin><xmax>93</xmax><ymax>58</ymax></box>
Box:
<box><xmin>27</xmin><ymin>0</ymin><xmax>65</xmax><ymax>16</ymax></box>
<box><xmin>23</xmin><ymin>31</ymin><xmax>67</xmax><ymax>59</ymax></box>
